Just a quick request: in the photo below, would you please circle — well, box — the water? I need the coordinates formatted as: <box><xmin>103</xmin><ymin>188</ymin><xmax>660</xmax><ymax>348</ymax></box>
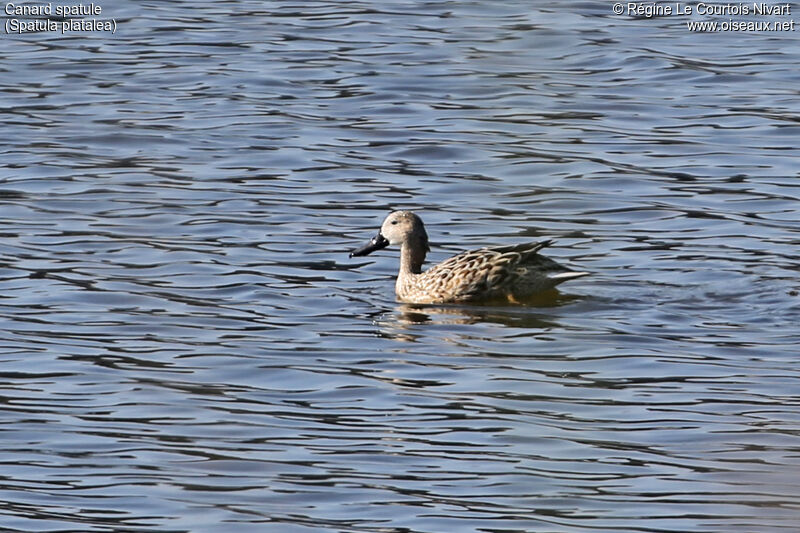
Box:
<box><xmin>1</xmin><ymin>2</ymin><xmax>799</xmax><ymax>532</ymax></box>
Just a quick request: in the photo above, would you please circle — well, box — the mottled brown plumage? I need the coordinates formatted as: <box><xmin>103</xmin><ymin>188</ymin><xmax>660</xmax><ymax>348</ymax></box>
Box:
<box><xmin>350</xmin><ymin>211</ymin><xmax>589</xmax><ymax>304</ymax></box>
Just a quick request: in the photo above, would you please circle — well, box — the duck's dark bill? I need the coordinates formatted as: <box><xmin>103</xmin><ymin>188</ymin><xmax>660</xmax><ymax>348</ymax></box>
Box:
<box><xmin>350</xmin><ymin>233</ymin><xmax>389</xmax><ymax>257</ymax></box>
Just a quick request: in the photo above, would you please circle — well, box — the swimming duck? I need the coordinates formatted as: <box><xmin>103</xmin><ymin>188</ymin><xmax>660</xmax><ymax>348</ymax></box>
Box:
<box><xmin>350</xmin><ymin>210</ymin><xmax>589</xmax><ymax>304</ymax></box>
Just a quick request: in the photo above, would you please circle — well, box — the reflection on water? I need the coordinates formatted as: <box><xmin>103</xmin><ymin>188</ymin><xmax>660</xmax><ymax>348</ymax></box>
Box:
<box><xmin>388</xmin><ymin>291</ymin><xmax>583</xmax><ymax>328</ymax></box>
<box><xmin>1</xmin><ymin>1</ymin><xmax>800</xmax><ymax>532</ymax></box>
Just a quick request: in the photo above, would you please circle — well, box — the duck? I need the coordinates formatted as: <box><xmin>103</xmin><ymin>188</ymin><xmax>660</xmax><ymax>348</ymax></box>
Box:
<box><xmin>349</xmin><ymin>210</ymin><xmax>589</xmax><ymax>304</ymax></box>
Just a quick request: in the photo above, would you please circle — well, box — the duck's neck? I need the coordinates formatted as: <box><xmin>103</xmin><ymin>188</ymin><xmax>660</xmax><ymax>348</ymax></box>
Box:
<box><xmin>399</xmin><ymin>237</ymin><xmax>427</xmax><ymax>275</ymax></box>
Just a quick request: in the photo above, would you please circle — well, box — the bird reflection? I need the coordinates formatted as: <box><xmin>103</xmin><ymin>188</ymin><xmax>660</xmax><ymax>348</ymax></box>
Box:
<box><xmin>377</xmin><ymin>289</ymin><xmax>585</xmax><ymax>337</ymax></box>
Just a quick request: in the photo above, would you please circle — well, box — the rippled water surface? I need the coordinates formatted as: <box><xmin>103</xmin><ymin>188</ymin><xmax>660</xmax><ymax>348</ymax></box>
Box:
<box><xmin>2</xmin><ymin>2</ymin><xmax>799</xmax><ymax>532</ymax></box>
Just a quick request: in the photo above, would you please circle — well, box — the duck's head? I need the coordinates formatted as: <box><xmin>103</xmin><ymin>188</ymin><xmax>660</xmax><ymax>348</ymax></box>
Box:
<box><xmin>350</xmin><ymin>210</ymin><xmax>429</xmax><ymax>257</ymax></box>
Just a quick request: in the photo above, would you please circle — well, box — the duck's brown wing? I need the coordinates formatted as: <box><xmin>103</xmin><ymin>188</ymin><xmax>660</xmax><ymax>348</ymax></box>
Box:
<box><xmin>422</xmin><ymin>241</ymin><xmax>556</xmax><ymax>301</ymax></box>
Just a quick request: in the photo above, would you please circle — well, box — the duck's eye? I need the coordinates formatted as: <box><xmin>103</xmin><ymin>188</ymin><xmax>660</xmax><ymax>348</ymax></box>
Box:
<box><xmin>391</xmin><ymin>220</ymin><xmax>398</xmax><ymax>225</ymax></box>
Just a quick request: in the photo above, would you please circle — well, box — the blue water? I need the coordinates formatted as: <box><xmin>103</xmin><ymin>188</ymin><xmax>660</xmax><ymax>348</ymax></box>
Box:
<box><xmin>1</xmin><ymin>2</ymin><xmax>799</xmax><ymax>532</ymax></box>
